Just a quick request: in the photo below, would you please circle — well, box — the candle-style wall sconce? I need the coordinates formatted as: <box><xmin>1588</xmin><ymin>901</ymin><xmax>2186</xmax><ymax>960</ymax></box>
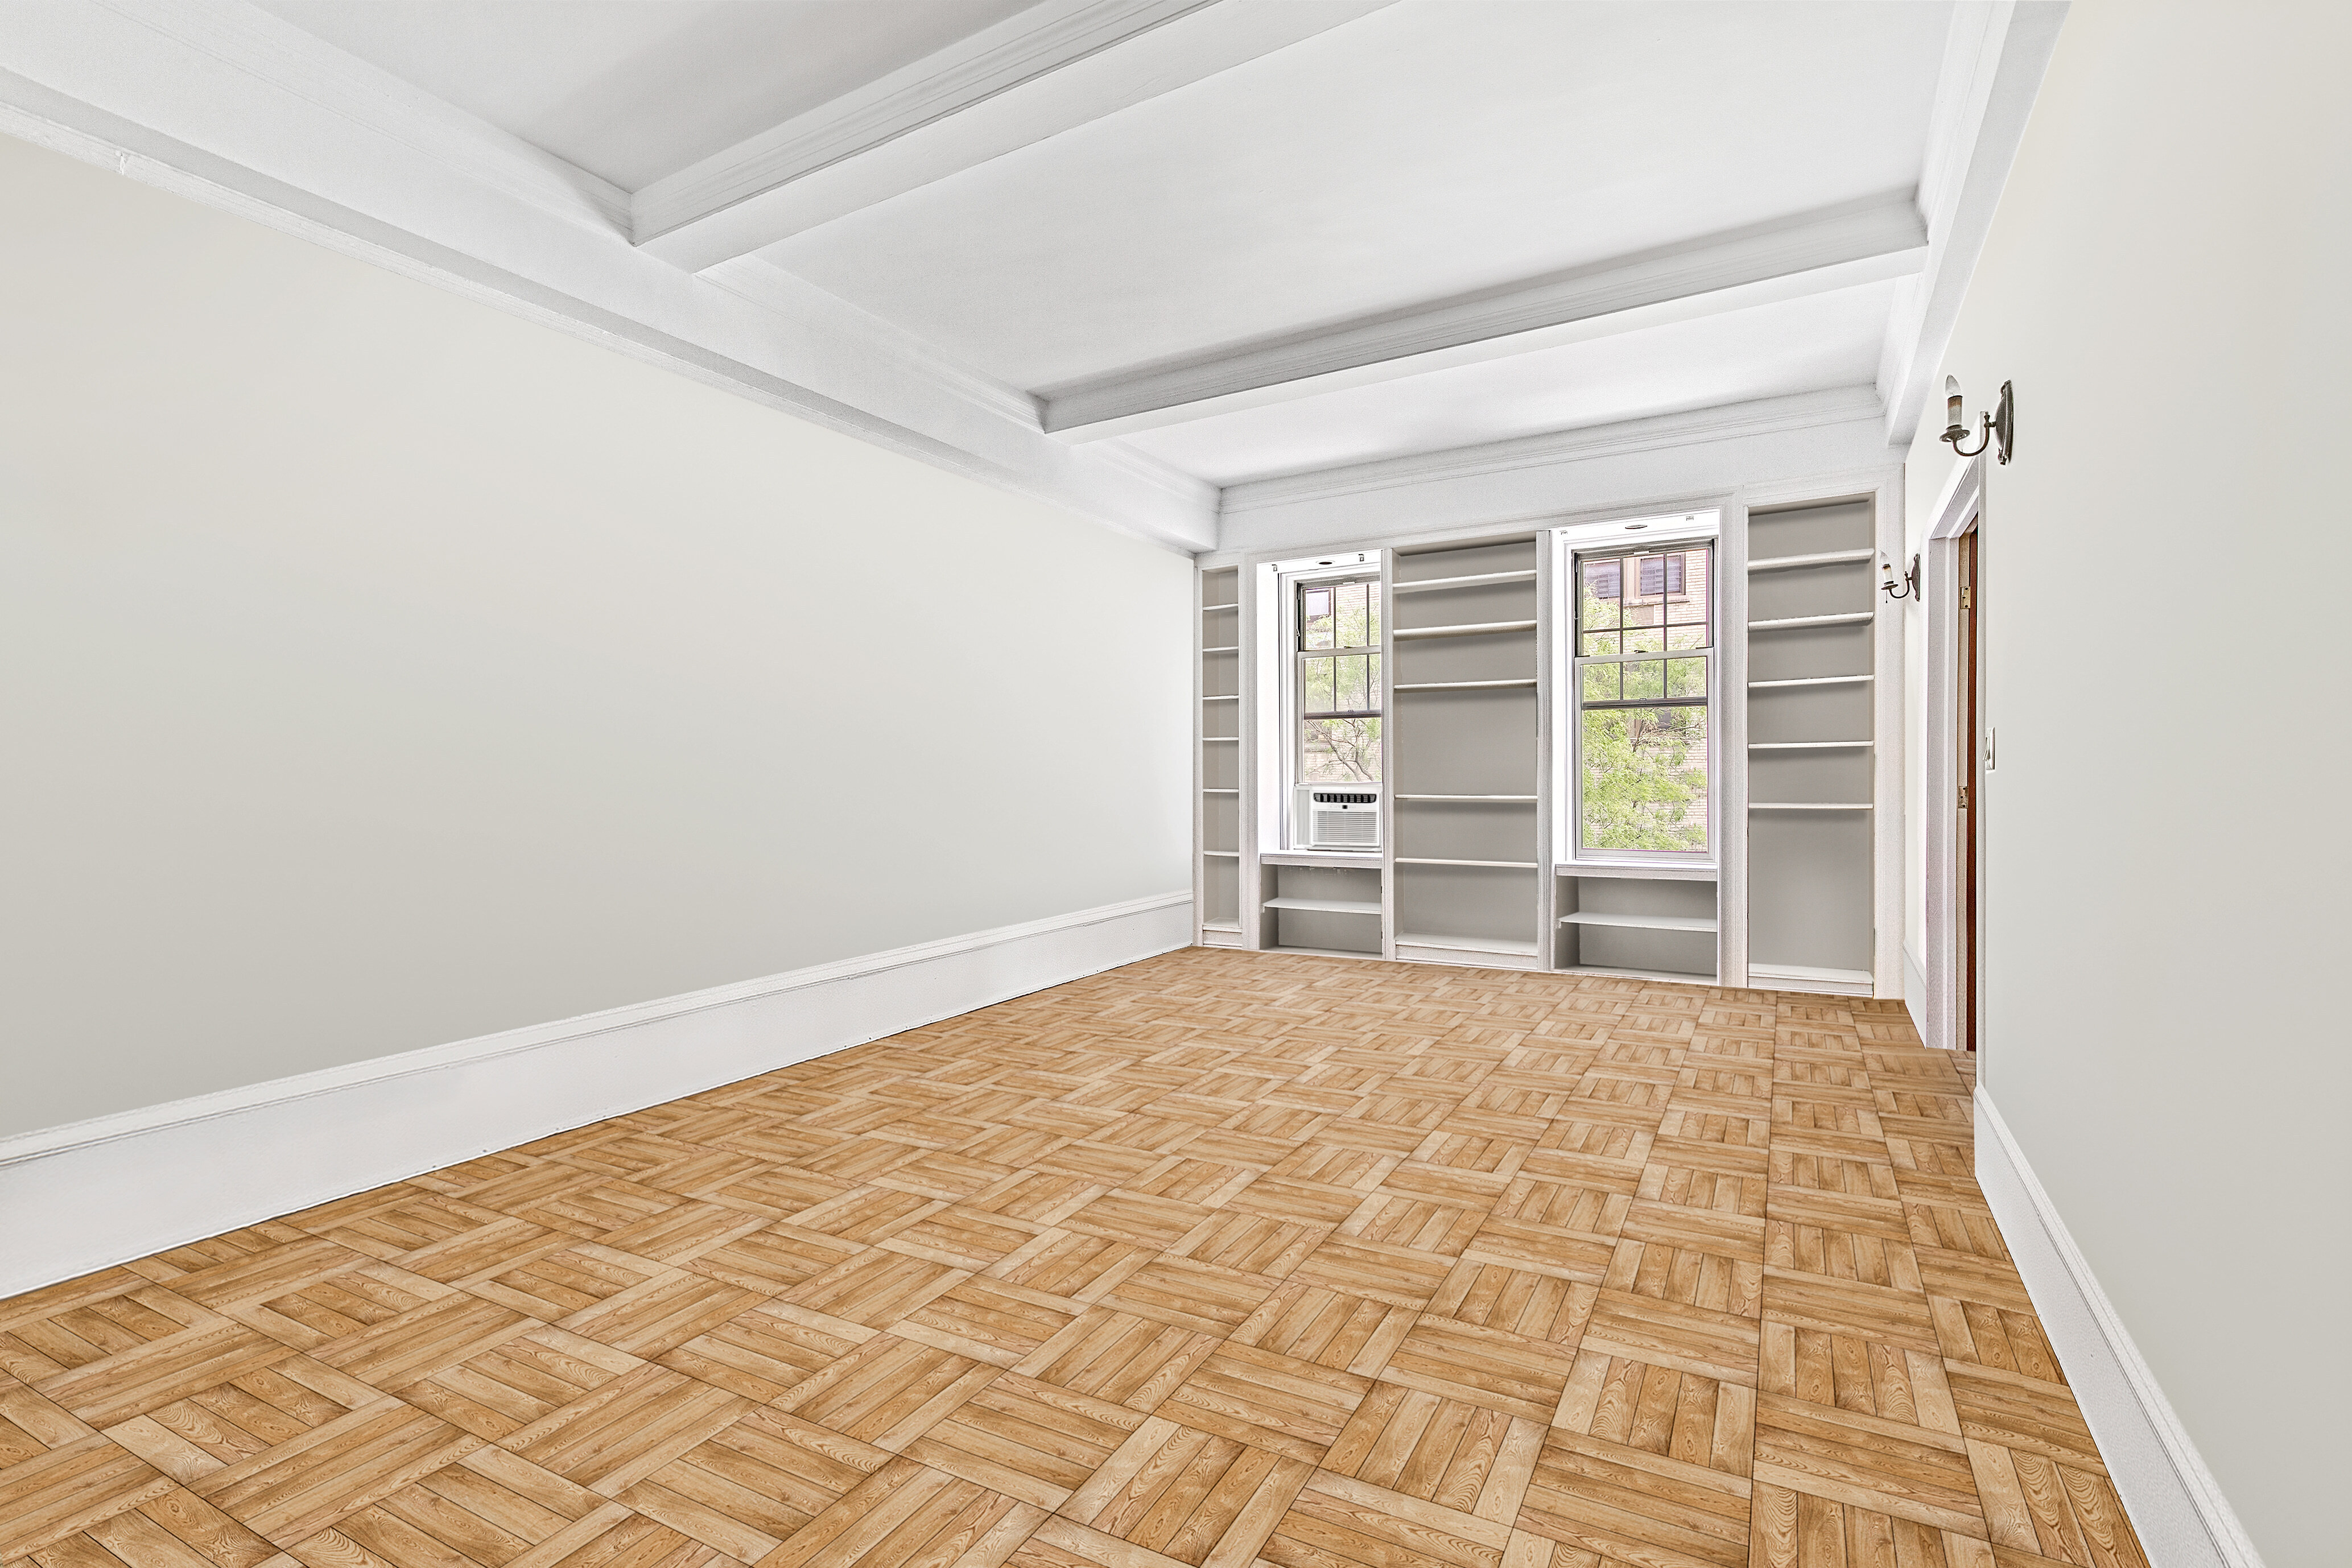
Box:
<box><xmin>1942</xmin><ymin>376</ymin><xmax>2013</xmax><ymax>464</ymax></box>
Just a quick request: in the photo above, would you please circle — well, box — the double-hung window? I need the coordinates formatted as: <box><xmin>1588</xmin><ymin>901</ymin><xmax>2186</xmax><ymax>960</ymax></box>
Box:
<box><xmin>1297</xmin><ymin>577</ymin><xmax>1381</xmax><ymax>785</ymax></box>
<box><xmin>1573</xmin><ymin>543</ymin><xmax>1714</xmax><ymax>855</ymax></box>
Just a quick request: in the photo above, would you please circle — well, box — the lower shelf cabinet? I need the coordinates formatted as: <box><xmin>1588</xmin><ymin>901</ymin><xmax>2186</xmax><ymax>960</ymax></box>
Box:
<box><xmin>1556</xmin><ymin>869</ymin><xmax>1720</xmax><ymax>982</ymax></box>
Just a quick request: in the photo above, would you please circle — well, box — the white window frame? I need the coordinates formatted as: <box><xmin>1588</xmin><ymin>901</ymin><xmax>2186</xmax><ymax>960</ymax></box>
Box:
<box><xmin>1268</xmin><ymin>550</ymin><xmax>1381</xmax><ymax>852</ymax></box>
<box><xmin>1552</xmin><ymin>511</ymin><xmax>1722</xmax><ymax>870</ymax></box>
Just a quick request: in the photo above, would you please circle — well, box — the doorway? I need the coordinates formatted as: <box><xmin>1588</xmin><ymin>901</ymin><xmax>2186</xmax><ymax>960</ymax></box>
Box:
<box><xmin>1922</xmin><ymin>456</ymin><xmax>1985</xmax><ymax>1055</ymax></box>
<box><xmin>1957</xmin><ymin>529</ymin><xmax>1979</xmax><ymax>1051</ymax></box>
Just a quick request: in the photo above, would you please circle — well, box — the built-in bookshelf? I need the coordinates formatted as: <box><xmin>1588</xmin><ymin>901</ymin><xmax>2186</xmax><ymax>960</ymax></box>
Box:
<box><xmin>1197</xmin><ymin>567</ymin><xmax>1244</xmax><ymax>946</ymax></box>
<box><xmin>1555</xmin><ymin>863</ymin><xmax>1720</xmax><ymax>983</ymax></box>
<box><xmin>1195</xmin><ymin>480</ymin><xmax>1898</xmax><ymax>998</ymax></box>
<box><xmin>1260</xmin><ymin>861</ymin><xmax>1384</xmax><ymax>957</ymax></box>
<box><xmin>1744</xmin><ymin>500</ymin><xmax>1876</xmax><ymax>993</ymax></box>
<box><xmin>1389</xmin><ymin>537</ymin><xmax>1546</xmax><ymax>968</ymax></box>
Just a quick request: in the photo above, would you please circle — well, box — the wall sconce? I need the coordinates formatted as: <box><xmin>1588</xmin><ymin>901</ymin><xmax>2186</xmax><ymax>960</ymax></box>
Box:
<box><xmin>1883</xmin><ymin>554</ymin><xmax>1919</xmax><ymax>601</ymax></box>
<box><xmin>1942</xmin><ymin>376</ymin><xmax>2013</xmax><ymax>463</ymax></box>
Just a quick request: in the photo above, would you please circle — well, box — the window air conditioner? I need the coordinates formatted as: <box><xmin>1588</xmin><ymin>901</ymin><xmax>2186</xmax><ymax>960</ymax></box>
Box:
<box><xmin>1307</xmin><ymin>789</ymin><xmax>1380</xmax><ymax>849</ymax></box>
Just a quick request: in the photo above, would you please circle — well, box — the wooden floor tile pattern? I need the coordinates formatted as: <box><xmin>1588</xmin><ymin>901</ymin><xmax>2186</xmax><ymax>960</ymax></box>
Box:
<box><xmin>0</xmin><ymin>948</ymin><xmax>2143</xmax><ymax>1568</ymax></box>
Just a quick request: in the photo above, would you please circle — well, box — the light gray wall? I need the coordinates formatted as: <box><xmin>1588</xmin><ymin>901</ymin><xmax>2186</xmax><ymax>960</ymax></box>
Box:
<box><xmin>0</xmin><ymin>133</ymin><xmax>1191</xmax><ymax>1137</ymax></box>
<box><xmin>1902</xmin><ymin>3</ymin><xmax>2349</xmax><ymax>1561</ymax></box>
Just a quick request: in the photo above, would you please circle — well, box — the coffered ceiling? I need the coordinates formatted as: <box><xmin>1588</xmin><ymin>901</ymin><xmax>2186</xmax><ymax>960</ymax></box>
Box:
<box><xmin>0</xmin><ymin>1</ymin><xmax>2066</xmax><ymax>551</ymax></box>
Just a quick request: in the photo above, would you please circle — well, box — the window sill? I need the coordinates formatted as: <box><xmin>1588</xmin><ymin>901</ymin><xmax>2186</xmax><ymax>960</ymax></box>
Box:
<box><xmin>1555</xmin><ymin>860</ymin><xmax>1719</xmax><ymax>881</ymax></box>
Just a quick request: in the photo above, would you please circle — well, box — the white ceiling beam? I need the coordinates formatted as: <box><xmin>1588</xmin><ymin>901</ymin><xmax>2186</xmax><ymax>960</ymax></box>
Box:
<box><xmin>0</xmin><ymin>0</ymin><xmax>1219</xmax><ymax>552</ymax></box>
<box><xmin>632</xmin><ymin>0</ymin><xmax>1401</xmax><ymax>271</ymax></box>
<box><xmin>1037</xmin><ymin>193</ymin><xmax>1930</xmax><ymax>441</ymax></box>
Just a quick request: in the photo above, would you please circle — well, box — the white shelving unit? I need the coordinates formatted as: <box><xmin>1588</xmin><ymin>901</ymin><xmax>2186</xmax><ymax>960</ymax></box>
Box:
<box><xmin>1196</xmin><ymin>567</ymin><xmax>1244</xmax><ymax>944</ymax></box>
<box><xmin>1396</xmin><ymin>793</ymin><xmax>1537</xmax><ymax>802</ymax></box>
<box><xmin>1394</xmin><ymin>678</ymin><xmax>1540</xmax><ymax>692</ymax></box>
<box><xmin>1743</xmin><ymin>498</ymin><xmax>1879</xmax><ymax>988</ymax></box>
<box><xmin>1554</xmin><ymin>869</ymin><xmax>1722</xmax><ymax>982</ymax></box>
<box><xmin>1392</xmin><ymin>568</ymin><xmax>1536</xmax><ymax>595</ymax></box>
<box><xmin>1394</xmin><ymin>932</ymin><xmax>1541</xmax><ymax>963</ymax></box>
<box><xmin>1748</xmin><ymin>962</ymin><xmax>1875</xmax><ymax>995</ymax></box>
<box><xmin>1388</xmin><ymin>534</ymin><xmax>1546</xmax><ymax>970</ymax></box>
<box><xmin>1194</xmin><ymin>474</ymin><xmax>1903</xmax><ymax>1001</ymax></box>
<box><xmin>1749</xmin><ymin>547</ymin><xmax>1875</xmax><ymax>572</ymax></box>
<box><xmin>1393</xmin><ymin>620</ymin><xmax>1539</xmax><ymax>640</ymax></box>
<box><xmin>1560</xmin><ymin>909</ymin><xmax>1718</xmax><ymax>932</ymax></box>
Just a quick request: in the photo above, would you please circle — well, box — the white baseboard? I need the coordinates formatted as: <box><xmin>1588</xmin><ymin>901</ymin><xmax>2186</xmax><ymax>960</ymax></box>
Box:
<box><xmin>0</xmin><ymin>892</ymin><xmax>1191</xmax><ymax>1300</ymax></box>
<box><xmin>1903</xmin><ymin>944</ymin><xmax>1928</xmax><ymax>1042</ymax></box>
<box><xmin>1973</xmin><ymin>1090</ymin><xmax>2267</xmax><ymax>1568</ymax></box>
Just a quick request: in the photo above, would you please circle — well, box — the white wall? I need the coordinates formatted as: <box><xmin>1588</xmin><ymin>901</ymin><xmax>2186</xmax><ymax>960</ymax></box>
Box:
<box><xmin>0</xmin><ymin>133</ymin><xmax>1191</xmax><ymax>1138</ymax></box>
<box><xmin>1902</xmin><ymin>3</ymin><xmax>2350</xmax><ymax>1561</ymax></box>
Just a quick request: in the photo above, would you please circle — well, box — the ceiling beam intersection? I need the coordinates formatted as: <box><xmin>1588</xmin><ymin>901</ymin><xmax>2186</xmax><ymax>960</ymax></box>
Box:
<box><xmin>632</xmin><ymin>0</ymin><xmax>1402</xmax><ymax>271</ymax></box>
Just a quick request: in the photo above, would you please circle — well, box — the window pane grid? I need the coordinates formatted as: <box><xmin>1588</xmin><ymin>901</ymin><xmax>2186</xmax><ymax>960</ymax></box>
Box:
<box><xmin>1574</xmin><ymin>543</ymin><xmax>1711</xmax><ymax>855</ymax></box>
<box><xmin>1298</xmin><ymin>575</ymin><xmax>1381</xmax><ymax>786</ymax></box>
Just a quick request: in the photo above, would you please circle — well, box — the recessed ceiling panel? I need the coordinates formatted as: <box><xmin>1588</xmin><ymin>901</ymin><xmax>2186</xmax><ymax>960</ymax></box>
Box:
<box><xmin>1113</xmin><ymin>280</ymin><xmax>1899</xmax><ymax>486</ymax></box>
<box><xmin>763</xmin><ymin>0</ymin><xmax>1953</xmax><ymax>389</ymax></box>
<box><xmin>250</xmin><ymin>0</ymin><xmax>1043</xmax><ymax>189</ymax></box>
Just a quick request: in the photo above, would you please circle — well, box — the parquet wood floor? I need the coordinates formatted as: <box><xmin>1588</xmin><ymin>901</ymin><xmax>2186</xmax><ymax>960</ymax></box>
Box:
<box><xmin>0</xmin><ymin>949</ymin><xmax>2144</xmax><ymax>1568</ymax></box>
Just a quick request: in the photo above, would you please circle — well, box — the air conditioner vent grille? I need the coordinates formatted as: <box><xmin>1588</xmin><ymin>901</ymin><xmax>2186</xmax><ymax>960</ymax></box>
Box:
<box><xmin>1306</xmin><ymin>788</ymin><xmax>1381</xmax><ymax>849</ymax></box>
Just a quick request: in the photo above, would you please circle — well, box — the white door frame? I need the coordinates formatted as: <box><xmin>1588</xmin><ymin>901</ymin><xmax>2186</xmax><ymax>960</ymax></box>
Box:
<box><xmin>1921</xmin><ymin>455</ymin><xmax>1986</xmax><ymax>1053</ymax></box>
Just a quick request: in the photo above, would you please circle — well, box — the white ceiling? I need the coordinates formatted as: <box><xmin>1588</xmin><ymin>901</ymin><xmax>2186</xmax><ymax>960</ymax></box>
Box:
<box><xmin>249</xmin><ymin>0</ymin><xmax>1039</xmax><ymax>189</ymax></box>
<box><xmin>192</xmin><ymin>0</ymin><xmax>1994</xmax><ymax>518</ymax></box>
<box><xmin>767</xmin><ymin>2</ymin><xmax>1949</xmax><ymax>389</ymax></box>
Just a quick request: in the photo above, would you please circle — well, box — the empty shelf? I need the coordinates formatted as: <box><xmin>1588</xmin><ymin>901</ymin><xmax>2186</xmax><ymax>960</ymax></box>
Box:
<box><xmin>1201</xmin><ymin>694</ymin><xmax>1241</xmax><ymax>701</ymax></box>
<box><xmin>1393</xmin><ymin>619</ymin><xmax>1538</xmax><ymax>640</ymax></box>
<box><xmin>1202</xmin><ymin>849</ymin><xmax>1240</xmax><ymax>857</ymax></box>
<box><xmin>1396</xmin><ymin>793</ymin><xmax>1536</xmax><ymax>802</ymax></box>
<box><xmin>1748</xmin><ymin>612</ymin><xmax>1874</xmax><ymax>630</ymax></box>
<box><xmin>1748</xmin><ymin>548</ymin><xmax>1874</xmax><ymax>572</ymax></box>
<box><xmin>1199</xmin><ymin>921</ymin><xmax>1241</xmax><ymax>932</ymax></box>
<box><xmin>1201</xmin><ymin>736</ymin><xmax>1238</xmax><ymax>741</ymax></box>
<box><xmin>1201</xmin><ymin>645</ymin><xmax>1239</xmax><ymax>653</ymax></box>
<box><xmin>1202</xmin><ymin>601</ymin><xmax>1240</xmax><ymax>610</ymax></box>
<box><xmin>1396</xmin><ymin>933</ymin><xmax>1541</xmax><ymax>957</ymax></box>
<box><xmin>1749</xmin><ymin>741</ymin><xmax>1872</xmax><ymax>750</ymax></box>
<box><xmin>1263</xmin><ymin>897</ymin><xmax>1383</xmax><ymax>915</ymax></box>
<box><xmin>1749</xmin><ymin>675</ymin><xmax>1874</xmax><ymax>689</ymax></box>
<box><xmin>1396</xmin><ymin>857</ymin><xmax>1538</xmax><ymax>869</ymax></box>
<box><xmin>1750</xmin><ymin>802</ymin><xmax>1874</xmax><ymax>810</ymax></box>
<box><xmin>1748</xmin><ymin>962</ymin><xmax>1872</xmax><ymax>994</ymax></box>
<box><xmin>1392</xmin><ymin>569</ymin><xmax>1537</xmax><ymax>593</ymax></box>
<box><xmin>1562</xmin><ymin>963</ymin><xmax>1718</xmax><ymax>985</ymax></box>
<box><xmin>1202</xmin><ymin>788</ymin><xmax>1239</xmax><ymax>794</ymax></box>
<box><xmin>1561</xmin><ymin>910</ymin><xmax>1718</xmax><ymax>932</ymax></box>
<box><xmin>1556</xmin><ymin>862</ymin><xmax>1718</xmax><ymax>881</ymax></box>
<box><xmin>1394</xmin><ymin>678</ymin><xmax>1540</xmax><ymax>691</ymax></box>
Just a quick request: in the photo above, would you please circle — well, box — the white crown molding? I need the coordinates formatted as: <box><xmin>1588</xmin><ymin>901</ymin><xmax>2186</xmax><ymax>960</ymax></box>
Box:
<box><xmin>83</xmin><ymin>0</ymin><xmax>633</xmax><ymax>234</ymax></box>
<box><xmin>1211</xmin><ymin>388</ymin><xmax>1894</xmax><ymax>559</ymax></box>
<box><xmin>1974</xmin><ymin>1088</ymin><xmax>2269</xmax><ymax>1568</ymax></box>
<box><xmin>0</xmin><ymin>891</ymin><xmax>1192</xmax><ymax>1298</ymax></box>
<box><xmin>0</xmin><ymin>0</ymin><xmax>1218</xmax><ymax>554</ymax></box>
<box><xmin>699</xmin><ymin>256</ymin><xmax>1045</xmax><ymax>430</ymax></box>
<box><xmin>1045</xmin><ymin>195</ymin><xmax>1928</xmax><ymax>440</ymax></box>
<box><xmin>633</xmin><ymin>0</ymin><xmax>1401</xmax><ymax>271</ymax></box>
<box><xmin>1221</xmin><ymin>386</ymin><xmax>1886</xmax><ymax>515</ymax></box>
<box><xmin>1877</xmin><ymin>1</ymin><xmax>2070</xmax><ymax>446</ymax></box>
